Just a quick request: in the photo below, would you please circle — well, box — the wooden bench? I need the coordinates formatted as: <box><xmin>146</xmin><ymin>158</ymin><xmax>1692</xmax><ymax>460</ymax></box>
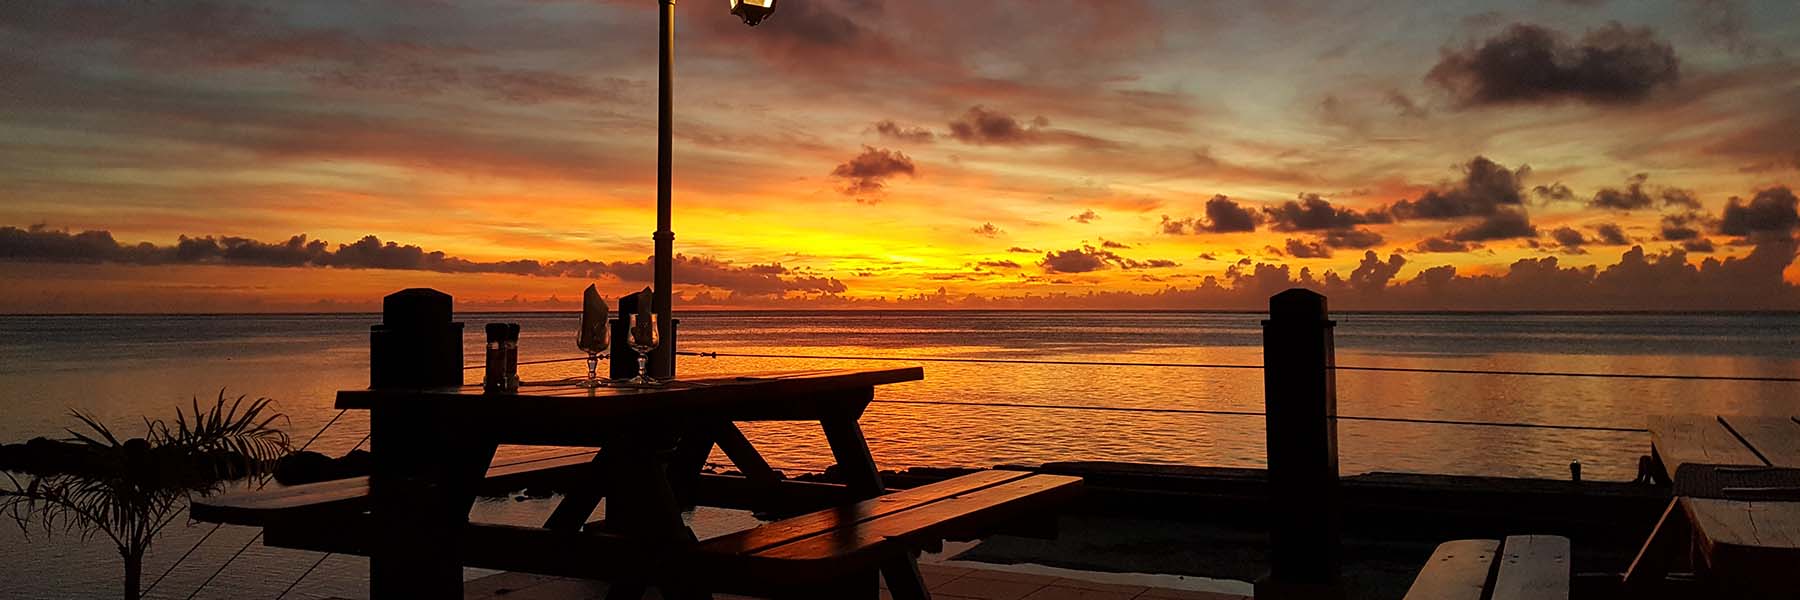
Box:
<box><xmin>1403</xmin><ymin>535</ymin><xmax>1570</xmax><ymax>600</ymax></box>
<box><xmin>194</xmin><ymin>461</ymin><xmax>1079</xmax><ymax>598</ymax></box>
<box><xmin>694</xmin><ymin>469</ymin><xmax>1080</xmax><ymax>595</ymax></box>
<box><xmin>192</xmin><ymin>450</ymin><xmax>906</xmax><ymax>528</ymax></box>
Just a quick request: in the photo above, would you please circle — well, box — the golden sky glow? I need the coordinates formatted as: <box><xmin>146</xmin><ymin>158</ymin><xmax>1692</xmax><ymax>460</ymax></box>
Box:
<box><xmin>1</xmin><ymin>1</ymin><xmax>1798</xmax><ymax>311</ymax></box>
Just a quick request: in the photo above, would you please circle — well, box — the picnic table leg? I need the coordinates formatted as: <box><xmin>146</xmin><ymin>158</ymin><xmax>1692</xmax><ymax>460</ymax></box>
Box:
<box><xmin>712</xmin><ymin>422</ymin><xmax>787</xmax><ymax>514</ymax></box>
<box><xmin>368</xmin><ymin>408</ymin><xmax>497</xmax><ymax>600</ymax></box>
<box><xmin>544</xmin><ymin>451</ymin><xmax>609</xmax><ymax>531</ymax></box>
<box><xmin>668</xmin><ymin>425</ymin><xmax>717</xmax><ymax>510</ymax></box>
<box><xmin>821</xmin><ymin>390</ymin><xmax>932</xmax><ymax>600</ymax></box>
<box><xmin>1623</xmin><ymin>499</ymin><xmax>1691</xmax><ymax>593</ymax></box>
<box><xmin>598</xmin><ymin>429</ymin><xmax>711</xmax><ymax>600</ymax></box>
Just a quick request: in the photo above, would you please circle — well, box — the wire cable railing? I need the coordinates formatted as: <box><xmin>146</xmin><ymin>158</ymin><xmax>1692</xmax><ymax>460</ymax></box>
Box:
<box><xmin>680</xmin><ymin>351</ymin><xmax>1800</xmax><ymax>383</ymax></box>
<box><xmin>141</xmin><ymin>409</ymin><xmax>354</xmax><ymax>597</ymax></box>
<box><xmin>867</xmin><ymin>399</ymin><xmax>1647</xmax><ymax>433</ymax></box>
<box><xmin>449</xmin><ymin>350</ymin><xmax>1800</xmax><ymax>383</ymax></box>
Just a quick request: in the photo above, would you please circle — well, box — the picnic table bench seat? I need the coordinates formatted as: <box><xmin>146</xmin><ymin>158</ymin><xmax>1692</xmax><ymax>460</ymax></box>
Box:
<box><xmin>191</xmin><ymin>450</ymin><xmax>883</xmax><ymax>528</ymax></box>
<box><xmin>194</xmin><ymin>461</ymin><xmax>1079</xmax><ymax>597</ymax></box>
<box><xmin>1403</xmin><ymin>535</ymin><xmax>1570</xmax><ymax>600</ymax></box>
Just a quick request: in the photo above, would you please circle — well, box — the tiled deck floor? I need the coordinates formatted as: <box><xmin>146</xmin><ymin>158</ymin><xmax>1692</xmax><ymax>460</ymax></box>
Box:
<box><xmin>462</xmin><ymin>563</ymin><xmax>1249</xmax><ymax>600</ymax></box>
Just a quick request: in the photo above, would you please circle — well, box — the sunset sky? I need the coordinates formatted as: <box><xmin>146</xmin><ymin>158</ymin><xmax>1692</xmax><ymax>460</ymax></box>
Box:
<box><xmin>3</xmin><ymin>0</ymin><xmax>1799</xmax><ymax>312</ymax></box>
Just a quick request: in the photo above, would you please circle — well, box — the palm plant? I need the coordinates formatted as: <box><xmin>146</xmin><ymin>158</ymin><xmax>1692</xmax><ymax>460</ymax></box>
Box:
<box><xmin>1</xmin><ymin>391</ymin><xmax>290</xmax><ymax>600</ymax></box>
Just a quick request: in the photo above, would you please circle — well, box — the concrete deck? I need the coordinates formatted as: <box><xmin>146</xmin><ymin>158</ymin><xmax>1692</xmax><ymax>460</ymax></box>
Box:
<box><xmin>460</xmin><ymin>563</ymin><xmax>1250</xmax><ymax>600</ymax></box>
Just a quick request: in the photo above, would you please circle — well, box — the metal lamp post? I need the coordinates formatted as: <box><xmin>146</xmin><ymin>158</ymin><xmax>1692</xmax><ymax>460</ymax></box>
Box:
<box><xmin>651</xmin><ymin>0</ymin><xmax>775</xmax><ymax>378</ymax></box>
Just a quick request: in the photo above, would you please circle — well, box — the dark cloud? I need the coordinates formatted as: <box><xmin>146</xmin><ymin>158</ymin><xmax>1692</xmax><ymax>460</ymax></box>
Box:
<box><xmin>830</xmin><ymin>146</ymin><xmax>917</xmax><ymax>198</ymax></box>
<box><xmin>1414</xmin><ymin>238</ymin><xmax>1479</xmax><ymax>253</ymax></box>
<box><xmin>1069</xmin><ymin>209</ymin><xmax>1100</xmax><ymax>223</ymax></box>
<box><xmin>1661</xmin><ymin>188</ymin><xmax>1702</xmax><ymax>210</ymax></box>
<box><xmin>0</xmin><ymin>225</ymin><xmax>843</xmax><ymax>297</ymax></box>
<box><xmin>1284</xmin><ymin>239</ymin><xmax>1332</xmax><ymax>259</ymax></box>
<box><xmin>872</xmin><ymin>120</ymin><xmax>934</xmax><ymax>143</ymax></box>
<box><xmin>1159</xmin><ymin>215</ymin><xmax>1194</xmax><ymax>235</ymax></box>
<box><xmin>1589</xmin><ymin>174</ymin><xmax>1702</xmax><ymax>211</ymax></box>
<box><xmin>1204</xmin><ymin>195</ymin><xmax>1262</xmax><ymax>233</ymax></box>
<box><xmin>1264</xmin><ymin>193</ymin><xmax>1391</xmax><ymax>231</ymax></box>
<box><xmin>1446</xmin><ymin>210</ymin><xmax>1539</xmax><ymax>241</ymax></box>
<box><xmin>1162</xmin><ymin>195</ymin><xmax>1263</xmax><ymax>234</ymax></box>
<box><xmin>1661</xmin><ymin>211</ymin><xmax>1708</xmax><ymax>241</ymax></box>
<box><xmin>1385</xmin><ymin>90</ymin><xmax>1429</xmax><ymax>119</ymax></box>
<box><xmin>1551</xmin><ymin>226</ymin><xmax>1587</xmax><ymax>248</ymax></box>
<box><xmin>1718</xmin><ymin>187</ymin><xmax>1800</xmax><ymax>237</ymax></box>
<box><xmin>1590</xmin><ymin>174</ymin><xmax>1654</xmax><ymax>210</ymax></box>
<box><xmin>1039</xmin><ymin>248</ymin><xmax>1109</xmax><ymax>273</ymax></box>
<box><xmin>1006</xmin><ymin>247</ymin><xmax>1040</xmax><ymax>254</ymax></box>
<box><xmin>1039</xmin><ymin>245</ymin><xmax>1179</xmax><ymax>273</ymax></box>
<box><xmin>971</xmin><ymin>222</ymin><xmax>1004</xmax><ymax>237</ymax></box>
<box><xmin>1533</xmin><ymin>182</ymin><xmax>1576</xmax><ymax>203</ymax></box>
<box><xmin>1594</xmin><ymin>223</ymin><xmax>1630</xmax><ymax>245</ymax></box>
<box><xmin>1682</xmin><ymin>238</ymin><xmax>1716</xmax><ymax>253</ymax></box>
<box><xmin>1320</xmin><ymin>228</ymin><xmax>1384</xmax><ymax>249</ymax></box>
<box><xmin>1346</xmin><ymin>251</ymin><xmax>1407</xmax><ymax>294</ymax></box>
<box><xmin>977</xmin><ymin>260</ymin><xmax>1021</xmax><ymax>269</ymax></box>
<box><xmin>1426</xmin><ymin>22</ymin><xmax>1679</xmax><ymax>106</ymax></box>
<box><xmin>946</xmin><ymin>105</ymin><xmax>1114</xmax><ymax>148</ymax></box>
<box><xmin>1388</xmin><ymin>156</ymin><xmax>1529</xmax><ymax>219</ymax></box>
<box><xmin>1100</xmin><ymin>239</ymin><xmax>1130</xmax><ymax>249</ymax></box>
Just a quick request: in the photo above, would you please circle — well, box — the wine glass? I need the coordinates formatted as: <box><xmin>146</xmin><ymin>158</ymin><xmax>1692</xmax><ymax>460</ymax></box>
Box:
<box><xmin>575</xmin><ymin>319</ymin><xmax>610</xmax><ymax>388</ymax></box>
<box><xmin>627</xmin><ymin>312</ymin><xmax>660</xmax><ymax>385</ymax></box>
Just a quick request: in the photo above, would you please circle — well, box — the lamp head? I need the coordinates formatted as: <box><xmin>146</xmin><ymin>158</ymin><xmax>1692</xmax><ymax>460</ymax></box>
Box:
<box><xmin>729</xmin><ymin>0</ymin><xmax>776</xmax><ymax>26</ymax></box>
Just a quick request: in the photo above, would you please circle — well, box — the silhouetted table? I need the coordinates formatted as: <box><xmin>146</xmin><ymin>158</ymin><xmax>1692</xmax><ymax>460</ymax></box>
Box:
<box><xmin>1626</xmin><ymin>415</ymin><xmax>1800</xmax><ymax>597</ymax></box>
<box><xmin>336</xmin><ymin>367</ymin><xmax>924</xmax><ymax>599</ymax></box>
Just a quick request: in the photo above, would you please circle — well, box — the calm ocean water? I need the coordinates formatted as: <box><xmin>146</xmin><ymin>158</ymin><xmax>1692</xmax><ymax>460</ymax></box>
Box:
<box><xmin>2</xmin><ymin>310</ymin><xmax>1798</xmax><ymax>598</ymax></box>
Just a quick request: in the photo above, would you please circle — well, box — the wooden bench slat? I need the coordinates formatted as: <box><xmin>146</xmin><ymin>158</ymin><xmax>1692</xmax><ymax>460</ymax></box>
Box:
<box><xmin>1649</xmin><ymin>415</ymin><xmax>1765</xmax><ymax>474</ymax></box>
<box><xmin>1683</xmin><ymin>498</ymin><xmax>1800</xmax><ymax>595</ymax></box>
<box><xmin>1686</xmin><ymin>498</ymin><xmax>1800</xmax><ymax>552</ymax></box>
<box><xmin>749</xmin><ymin>473</ymin><xmax>1080</xmax><ymax>563</ymax></box>
<box><xmin>1722</xmin><ymin>416</ymin><xmax>1800</xmax><ymax>468</ymax></box>
<box><xmin>263</xmin><ymin>472</ymin><xmax>1082</xmax><ymax>591</ymax></box>
<box><xmin>1490</xmin><ymin>535</ymin><xmax>1570</xmax><ymax>600</ymax></box>
<box><xmin>191</xmin><ymin>452</ymin><xmax>601</xmax><ymax>526</ymax></box>
<box><xmin>699</xmin><ymin>469</ymin><xmax>1033</xmax><ymax>555</ymax></box>
<box><xmin>1402</xmin><ymin>539</ymin><xmax>1497</xmax><ymax>600</ymax></box>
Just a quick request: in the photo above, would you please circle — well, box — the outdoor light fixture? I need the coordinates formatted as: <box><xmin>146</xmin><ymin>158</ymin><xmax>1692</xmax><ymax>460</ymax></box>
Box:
<box><xmin>729</xmin><ymin>0</ymin><xmax>777</xmax><ymax>26</ymax></box>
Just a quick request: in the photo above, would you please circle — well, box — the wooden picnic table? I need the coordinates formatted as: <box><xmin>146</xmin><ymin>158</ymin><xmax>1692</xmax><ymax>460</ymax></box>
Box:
<box><xmin>345</xmin><ymin>367</ymin><xmax>926</xmax><ymax>599</ymax></box>
<box><xmin>1627</xmin><ymin>414</ymin><xmax>1800</xmax><ymax>598</ymax></box>
<box><xmin>192</xmin><ymin>365</ymin><xmax>1079</xmax><ymax>599</ymax></box>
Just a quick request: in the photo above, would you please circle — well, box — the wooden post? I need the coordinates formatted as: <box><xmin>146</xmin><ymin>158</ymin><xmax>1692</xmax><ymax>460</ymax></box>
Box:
<box><xmin>368</xmin><ymin>288</ymin><xmax>475</xmax><ymax>599</ymax></box>
<box><xmin>369</xmin><ymin>288</ymin><xmax>462</xmax><ymax>388</ymax></box>
<box><xmin>1255</xmin><ymin>289</ymin><xmax>1344</xmax><ymax>600</ymax></box>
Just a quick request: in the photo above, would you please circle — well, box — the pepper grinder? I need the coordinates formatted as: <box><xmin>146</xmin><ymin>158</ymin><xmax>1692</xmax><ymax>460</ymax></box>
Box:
<box><xmin>483</xmin><ymin>323</ymin><xmax>508</xmax><ymax>393</ymax></box>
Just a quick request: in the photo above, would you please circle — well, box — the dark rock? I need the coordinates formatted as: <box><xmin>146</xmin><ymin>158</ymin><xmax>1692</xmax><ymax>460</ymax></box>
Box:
<box><xmin>274</xmin><ymin>451</ymin><xmax>336</xmax><ymax>485</ymax></box>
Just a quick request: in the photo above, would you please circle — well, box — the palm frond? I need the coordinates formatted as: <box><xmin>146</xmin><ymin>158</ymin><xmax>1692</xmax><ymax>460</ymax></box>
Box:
<box><xmin>151</xmin><ymin>391</ymin><xmax>291</xmax><ymax>477</ymax></box>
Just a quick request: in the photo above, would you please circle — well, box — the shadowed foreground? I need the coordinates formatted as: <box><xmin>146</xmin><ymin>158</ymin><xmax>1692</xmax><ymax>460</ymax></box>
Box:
<box><xmin>441</xmin><ymin>563</ymin><xmax>1247</xmax><ymax>600</ymax></box>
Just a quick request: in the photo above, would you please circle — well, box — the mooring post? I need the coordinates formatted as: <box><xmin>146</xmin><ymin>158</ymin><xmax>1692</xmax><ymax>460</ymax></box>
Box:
<box><xmin>1255</xmin><ymin>288</ymin><xmax>1344</xmax><ymax>600</ymax></box>
<box><xmin>369</xmin><ymin>288</ymin><xmax>463</xmax><ymax>388</ymax></box>
<box><xmin>368</xmin><ymin>288</ymin><xmax>468</xmax><ymax>599</ymax></box>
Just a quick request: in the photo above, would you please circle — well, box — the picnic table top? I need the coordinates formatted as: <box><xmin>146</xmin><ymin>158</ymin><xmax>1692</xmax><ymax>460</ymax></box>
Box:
<box><xmin>335</xmin><ymin>367</ymin><xmax>923</xmax><ymax>418</ymax></box>
<box><xmin>1647</xmin><ymin>414</ymin><xmax>1800</xmax><ymax>474</ymax></box>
